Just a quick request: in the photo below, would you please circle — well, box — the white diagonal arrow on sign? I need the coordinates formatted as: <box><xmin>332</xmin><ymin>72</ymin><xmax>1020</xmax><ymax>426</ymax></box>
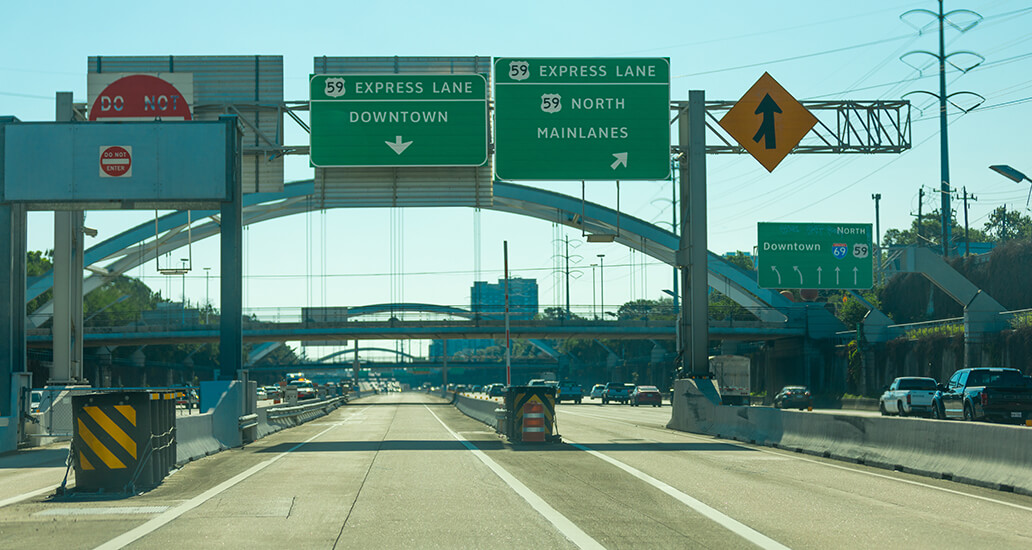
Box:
<box><xmin>611</xmin><ymin>152</ymin><xmax>628</xmax><ymax>170</ymax></box>
<box><xmin>386</xmin><ymin>136</ymin><xmax>413</xmax><ymax>155</ymax></box>
<box><xmin>793</xmin><ymin>266</ymin><xmax>803</xmax><ymax>285</ymax></box>
<box><xmin>771</xmin><ymin>266</ymin><xmax>781</xmax><ymax>285</ymax></box>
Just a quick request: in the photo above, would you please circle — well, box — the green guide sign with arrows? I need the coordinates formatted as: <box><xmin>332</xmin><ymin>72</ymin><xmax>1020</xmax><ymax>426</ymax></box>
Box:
<box><xmin>757</xmin><ymin>222</ymin><xmax>873</xmax><ymax>290</ymax></box>
<box><xmin>493</xmin><ymin>57</ymin><xmax>670</xmax><ymax>181</ymax></box>
<box><xmin>309</xmin><ymin>74</ymin><xmax>488</xmax><ymax>167</ymax></box>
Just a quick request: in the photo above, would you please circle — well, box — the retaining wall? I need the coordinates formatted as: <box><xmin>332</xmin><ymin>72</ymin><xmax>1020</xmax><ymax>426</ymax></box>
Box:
<box><xmin>668</xmin><ymin>379</ymin><xmax>1032</xmax><ymax>495</ymax></box>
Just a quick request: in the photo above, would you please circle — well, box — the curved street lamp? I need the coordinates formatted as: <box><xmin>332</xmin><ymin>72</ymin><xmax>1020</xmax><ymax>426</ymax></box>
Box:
<box><xmin>989</xmin><ymin>165</ymin><xmax>1032</xmax><ymax>207</ymax></box>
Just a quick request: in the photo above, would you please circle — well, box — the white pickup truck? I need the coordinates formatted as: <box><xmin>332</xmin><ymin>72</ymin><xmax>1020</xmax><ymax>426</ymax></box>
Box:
<box><xmin>879</xmin><ymin>376</ymin><xmax>938</xmax><ymax>417</ymax></box>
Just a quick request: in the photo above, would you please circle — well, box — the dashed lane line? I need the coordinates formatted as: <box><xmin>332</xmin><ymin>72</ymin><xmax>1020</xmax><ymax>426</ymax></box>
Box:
<box><xmin>93</xmin><ymin>406</ymin><xmax>373</xmax><ymax>550</ymax></box>
<box><xmin>558</xmin><ymin>408</ymin><xmax>1032</xmax><ymax>514</ymax></box>
<box><xmin>424</xmin><ymin>405</ymin><xmax>605</xmax><ymax>550</ymax></box>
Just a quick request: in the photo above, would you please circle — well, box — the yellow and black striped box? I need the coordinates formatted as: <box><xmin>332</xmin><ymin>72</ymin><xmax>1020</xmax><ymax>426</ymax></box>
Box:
<box><xmin>504</xmin><ymin>386</ymin><xmax>557</xmax><ymax>443</ymax></box>
<box><xmin>72</xmin><ymin>391</ymin><xmax>175</xmax><ymax>493</ymax></box>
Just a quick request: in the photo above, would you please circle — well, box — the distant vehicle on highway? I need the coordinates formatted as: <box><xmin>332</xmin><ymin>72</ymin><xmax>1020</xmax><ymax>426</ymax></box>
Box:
<box><xmin>602</xmin><ymin>382</ymin><xmax>634</xmax><ymax>405</ymax></box>
<box><xmin>527</xmin><ymin>379</ymin><xmax>557</xmax><ymax>388</ymax></box>
<box><xmin>292</xmin><ymin>380</ymin><xmax>316</xmax><ymax>400</ymax></box>
<box><xmin>879</xmin><ymin>377</ymin><xmax>938</xmax><ymax>417</ymax></box>
<box><xmin>487</xmin><ymin>383</ymin><xmax>506</xmax><ymax>397</ymax></box>
<box><xmin>773</xmin><ymin>386</ymin><xmax>811</xmax><ymax>410</ymax></box>
<box><xmin>589</xmin><ymin>384</ymin><xmax>605</xmax><ymax>400</ymax></box>
<box><xmin>630</xmin><ymin>385</ymin><xmax>662</xmax><ymax>407</ymax></box>
<box><xmin>932</xmin><ymin>367</ymin><xmax>1032</xmax><ymax>422</ymax></box>
<box><xmin>557</xmin><ymin>381</ymin><xmax>584</xmax><ymax>404</ymax></box>
<box><xmin>710</xmin><ymin>355</ymin><xmax>751</xmax><ymax>406</ymax></box>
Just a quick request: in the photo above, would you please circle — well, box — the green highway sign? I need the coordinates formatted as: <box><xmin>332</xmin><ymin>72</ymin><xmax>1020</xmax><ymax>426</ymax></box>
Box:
<box><xmin>494</xmin><ymin>57</ymin><xmax>670</xmax><ymax>181</ymax></box>
<box><xmin>309</xmin><ymin>74</ymin><xmax>488</xmax><ymax>167</ymax></box>
<box><xmin>757</xmin><ymin>222</ymin><xmax>873</xmax><ymax>290</ymax></box>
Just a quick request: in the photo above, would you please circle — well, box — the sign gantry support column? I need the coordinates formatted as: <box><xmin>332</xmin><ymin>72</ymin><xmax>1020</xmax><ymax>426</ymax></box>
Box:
<box><xmin>678</xmin><ymin>90</ymin><xmax>709</xmax><ymax>376</ymax></box>
<box><xmin>0</xmin><ymin>192</ymin><xmax>27</xmax><ymax>418</ymax></box>
<box><xmin>51</xmin><ymin>92</ymin><xmax>85</xmax><ymax>384</ymax></box>
<box><xmin>219</xmin><ymin>115</ymin><xmax>244</xmax><ymax>379</ymax></box>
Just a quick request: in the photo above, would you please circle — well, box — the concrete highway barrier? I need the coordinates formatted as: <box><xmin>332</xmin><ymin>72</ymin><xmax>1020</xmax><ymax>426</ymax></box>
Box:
<box><xmin>668</xmin><ymin>379</ymin><xmax>1032</xmax><ymax>496</ymax></box>
<box><xmin>454</xmin><ymin>393</ymin><xmax>503</xmax><ymax>429</ymax></box>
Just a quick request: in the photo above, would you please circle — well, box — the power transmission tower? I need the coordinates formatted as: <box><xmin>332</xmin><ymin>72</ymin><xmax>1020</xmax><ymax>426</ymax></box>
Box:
<box><xmin>901</xmin><ymin>1</ymin><xmax>985</xmax><ymax>258</ymax></box>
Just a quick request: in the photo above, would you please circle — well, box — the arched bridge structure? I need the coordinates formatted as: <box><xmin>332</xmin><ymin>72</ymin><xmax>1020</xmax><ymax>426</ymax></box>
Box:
<box><xmin>26</xmin><ymin>179</ymin><xmax>844</xmax><ymax>338</ymax></box>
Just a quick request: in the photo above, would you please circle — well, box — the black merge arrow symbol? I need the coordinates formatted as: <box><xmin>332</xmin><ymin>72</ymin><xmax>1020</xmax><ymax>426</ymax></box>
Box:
<box><xmin>752</xmin><ymin>94</ymin><xmax>782</xmax><ymax>150</ymax></box>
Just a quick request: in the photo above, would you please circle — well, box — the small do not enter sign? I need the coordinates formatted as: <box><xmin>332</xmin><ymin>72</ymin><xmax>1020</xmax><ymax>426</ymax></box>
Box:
<box><xmin>100</xmin><ymin>146</ymin><xmax>132</xmax><ymax>178</ymax></box>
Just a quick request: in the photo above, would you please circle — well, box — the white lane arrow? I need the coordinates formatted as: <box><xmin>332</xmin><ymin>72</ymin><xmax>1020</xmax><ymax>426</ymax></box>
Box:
<box><xmin>817</xmin><ymin>267</ymin><xmax>822</xmax><ymax>285</ymax></box>
<box><xmin>771</xmin><ymin>265</ymin><xmax>782</xmax><ymax>284</ymax></box>
<box><xmin>386</xmin><ymin>136</ymin><xmax>413</xmax><ymax>155</ymax></box>
<box><xmin>793</xmin><ymin>266</ymin><xmax>803</xmax><ymax>285</ymax></box>
<box><xmin>611</xmin><ymin>152</ymin><xmax>628</xmax><ymax>170</ymax></box>
<box><xmin>835</xmin><ymin>267</ymin><xmax>841</xmax><ymax>285</ymax></box>
<box><xmin>853</xmin><ymin>266</ymin><xmax>859</xmax><ymax>285</ymax></box>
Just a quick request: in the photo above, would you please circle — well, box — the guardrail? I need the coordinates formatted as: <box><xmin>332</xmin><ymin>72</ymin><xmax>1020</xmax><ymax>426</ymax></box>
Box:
<box><xmin>267</xmin><ymin>397</ymin><xmax>345</xmax><ymax>421</ymax></box>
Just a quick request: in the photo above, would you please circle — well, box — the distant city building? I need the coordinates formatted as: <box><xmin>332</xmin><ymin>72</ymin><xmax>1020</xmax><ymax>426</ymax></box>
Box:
<box><xmin>430</xmin><ymin>278</ymin><xmax>538</xmax><ymax>358</ymax></box>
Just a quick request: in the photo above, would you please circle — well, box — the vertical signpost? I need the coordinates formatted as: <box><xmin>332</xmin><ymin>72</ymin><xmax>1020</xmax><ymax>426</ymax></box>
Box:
<box><xmin>494</xmin><ymin>57</ymin><xmax>670</xmax><ymax>180</ymax></box>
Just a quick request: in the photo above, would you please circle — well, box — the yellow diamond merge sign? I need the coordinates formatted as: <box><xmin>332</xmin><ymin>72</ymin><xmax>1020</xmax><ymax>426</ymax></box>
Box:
<box><xmin>718</xmin><ymin>72</ymin><xmax>817</xmax><ymax>172</ymax></box>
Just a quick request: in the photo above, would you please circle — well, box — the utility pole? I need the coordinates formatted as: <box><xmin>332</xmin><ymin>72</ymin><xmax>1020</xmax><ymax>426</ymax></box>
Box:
<box><xmin>564</xmin><ymin>235</ymin><xmax>571</xmax><ymax>320</ymax></box>
<box><xmin>916</xmin><ymin>187</ymin><xmax>924</xmax><ymax>245</ymax></box>
<box><xmin>597</xmin><ymin>254</ymin><xmax>605</xmax><ymax>318</ymax></box>
<box><xmin>962</xmin><ymin>187</ymin><xmax>976</xmax><ymax>255</ymax></box>
<box><xmin>1002</xmin><ymin>205</ymin><xmax>1008</xmax><ymax>243</ymax></box>
<box><xmin>872</xmin><ymin>193</ymin><xmax>882</xmax><ymax>285</ymax></box>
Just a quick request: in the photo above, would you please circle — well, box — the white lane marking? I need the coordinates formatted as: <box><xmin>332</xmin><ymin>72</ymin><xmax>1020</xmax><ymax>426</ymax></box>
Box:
<box><xmin>0</xmin><ymin>484</ymin><xmax>60</xmax><ymax>509</ymax></box>
<box><xmin>36</xmin><ymin>506</ymin><xmax>169</xmax><ymax>516</ymax></box>
<box><xmin>565</xmin><ymin>437</ymin><xmax>790</xmax><ymax>550</ymax></box>
<box><xmin>94</xmin><ymin>406</ymin><xmax>372</xmax><ymax>550</ymax></box>
<box><xmin>559</xmin><ymin>408</ymin><xmax>1032</xmax><ymax>514</ymax></box>
<box><xmin>424</xmin><ymin>406</ymin><xmax>604</xmax><ymax>550</ymax></box>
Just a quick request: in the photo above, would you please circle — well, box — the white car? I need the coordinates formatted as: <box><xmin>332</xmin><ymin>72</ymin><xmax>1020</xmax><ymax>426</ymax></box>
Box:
<box><xmin>879</xmin><ymin>377</ymin><xmax>938</xmax><ymax>417</ymax></box>
<box><xmin>590</xmin><ymin>384</ymin><xmax>605</xmax><ymax>400</ymax></box>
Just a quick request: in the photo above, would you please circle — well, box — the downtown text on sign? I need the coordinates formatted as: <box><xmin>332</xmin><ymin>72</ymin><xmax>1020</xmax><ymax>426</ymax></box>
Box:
<box><xmin>494</xmin><ymin>58</ymin><xmax>670</xmax><ymax>181</ymax></box>
<box><xmin>309</xmin><ymin>74</ymin><xmax>489</xmax><ymax>167</ymax></box>
<box><xmin>757</xmin><ymin>222</ymin><xmax>873</xmax><ymax>290</ymax></box>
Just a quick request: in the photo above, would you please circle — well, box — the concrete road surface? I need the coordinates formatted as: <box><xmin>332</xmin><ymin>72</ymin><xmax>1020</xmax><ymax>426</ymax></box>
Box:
<box><xmin>2</xmin><ymin>392</ymin><xmax>1031</xmax><ymax>549</ymax></box>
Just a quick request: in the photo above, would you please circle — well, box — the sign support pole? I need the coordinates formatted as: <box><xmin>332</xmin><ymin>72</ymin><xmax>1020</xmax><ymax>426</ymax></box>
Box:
<box><xmin>678</xmin><ymin>90</ymin><xmax>709</xmax><ymax>376</ymax></box>
<box><xmin>220</xmin><ymin>116</ymin><xmax>244</xmax><ymax>379</ymax></box>
<box><xmin>51</xmin><ymin>92</ymin><xmax>85</xmax><ymax>384</ymax></box>
<box><xmin>0</xmin><ymin>200</ymin><xmax>27</xmax><ymax>418</ymax></box>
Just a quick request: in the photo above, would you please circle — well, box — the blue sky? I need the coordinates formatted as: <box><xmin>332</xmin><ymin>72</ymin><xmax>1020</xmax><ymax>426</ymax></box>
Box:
<box><xmin>3</xmin><ymin>1</ymin><xmax>1031</xmax><ymax>357</ymax></box>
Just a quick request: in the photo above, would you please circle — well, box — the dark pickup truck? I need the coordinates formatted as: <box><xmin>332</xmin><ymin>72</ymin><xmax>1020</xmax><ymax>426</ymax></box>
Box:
<box><xmin>933</xmin><ymin>368</ymin><xmax>1032</xmax><ymax>423</ymax></box>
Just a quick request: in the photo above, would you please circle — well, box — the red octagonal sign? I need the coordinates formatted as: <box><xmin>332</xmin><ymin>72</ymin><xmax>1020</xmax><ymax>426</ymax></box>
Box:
<box><xmin>100</xmin><ymin>146</ymin><xmax>132</xmax><ymax>178</ymax></box>
<box><xmin>88</xmin><ymin>74</ymin><xmax>192</xmax><ymax>121</ymax></box>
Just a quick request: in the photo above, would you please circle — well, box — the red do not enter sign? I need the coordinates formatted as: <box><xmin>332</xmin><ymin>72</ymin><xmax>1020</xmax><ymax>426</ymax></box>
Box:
<box><xmin>100</xmin><ymin>146</ymin><xmax>132</xmax><ymax>178</ymax></box>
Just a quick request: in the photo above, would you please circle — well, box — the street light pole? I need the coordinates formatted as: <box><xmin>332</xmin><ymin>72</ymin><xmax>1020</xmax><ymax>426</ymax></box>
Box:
<box><xmin>597</xmin><ymin>254</ymin><xmax>605</xmax><ymax>317</ymax></box>
<box><xmin>872</xmin><ymin>193</ymin><xmax>881</xmax><ymax>285</ymax></box>
<box><xmin>590</xmin><ymin>263</ymin><xmax>598</xmax><ymax>320</ymax></box>
<box><xmin>203</xmin><ymin>267</ymin><xmax>211</xmax><ymax>323</ymax></box>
